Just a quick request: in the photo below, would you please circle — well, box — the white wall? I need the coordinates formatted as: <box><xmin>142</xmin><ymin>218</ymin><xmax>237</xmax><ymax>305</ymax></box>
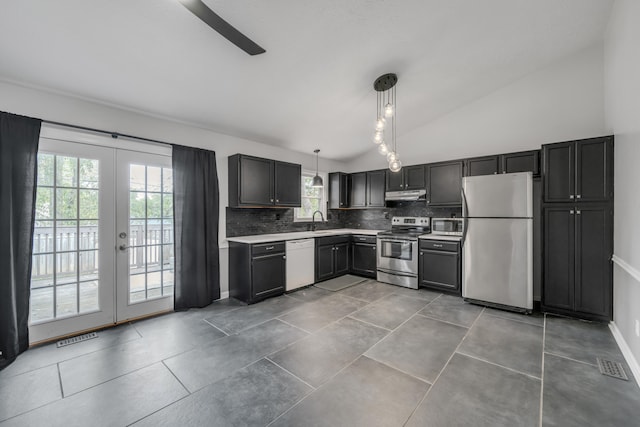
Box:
<box><xmin>345</xmin><ymin>44</ymin><xmax>607</xmax><ymax>172</ymax></box>
<box><xmin>0</xmin><ymin>80</ymin><xmax>348</xmax><ymax>296</ymax></box>
<box><xmin>604</xmin><ymin>0</ymin><xmax>640</xmax><ymax>370</ymax></box>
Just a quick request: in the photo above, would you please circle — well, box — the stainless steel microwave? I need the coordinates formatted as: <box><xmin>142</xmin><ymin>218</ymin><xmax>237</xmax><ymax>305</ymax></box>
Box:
<box><xmin>431</xmin><ymin>218</ymin><xmax>463</xmax><ymax>236</ymax></box>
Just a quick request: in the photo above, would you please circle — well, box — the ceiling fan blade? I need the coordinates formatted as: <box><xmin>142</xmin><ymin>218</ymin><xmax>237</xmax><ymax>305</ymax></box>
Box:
<box><xmin>179</xmin><ymin>0</ymin><xmax>266</xmax><ymax>56</ymax></box>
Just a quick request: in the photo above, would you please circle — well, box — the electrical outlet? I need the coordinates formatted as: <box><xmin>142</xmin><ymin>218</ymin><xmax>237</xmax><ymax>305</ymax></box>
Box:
<box><xmin>635</xmin><ymin>320</ymin><xmax>639</xmax><ymax>337</ymax></box>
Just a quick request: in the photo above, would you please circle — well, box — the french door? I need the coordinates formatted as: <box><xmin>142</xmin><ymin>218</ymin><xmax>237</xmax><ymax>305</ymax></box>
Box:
<box><xmin>29</xmin><ymin>137</ymin><xmax>174</xmax><ymax>343</ymax></box>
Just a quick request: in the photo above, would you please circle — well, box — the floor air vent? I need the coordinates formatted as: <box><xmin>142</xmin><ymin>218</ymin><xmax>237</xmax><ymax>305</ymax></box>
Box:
<box><xmin>597</xmin><ymin>358</ymin><xmax>629</xmax><ymax>381</ymax></box>
<box><xmin>56</xmin><ymin>332</ymin><xmax>98</xmax><ymax>348</ymax></box>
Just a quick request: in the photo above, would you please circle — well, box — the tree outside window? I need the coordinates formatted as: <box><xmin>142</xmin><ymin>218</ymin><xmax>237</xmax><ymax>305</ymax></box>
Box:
<box><xmin>294</xmin><ymin>172</ymin><xmax>326</xmax><ymax>221</ymax></box>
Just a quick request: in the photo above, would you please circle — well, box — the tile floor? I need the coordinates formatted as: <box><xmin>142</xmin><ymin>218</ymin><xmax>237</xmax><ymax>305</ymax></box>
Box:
<box><xmin>1</xmin><ymin>280</ymin><xmax>640</xmax><ymax>426</ymax></box>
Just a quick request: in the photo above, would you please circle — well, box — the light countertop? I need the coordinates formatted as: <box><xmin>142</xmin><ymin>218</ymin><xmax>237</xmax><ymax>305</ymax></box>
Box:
<box><xmin>419</xmin><ymin>234</ymin><xmax>463</xmax><ymax>242</ymax></box>
<box><xmin>226</xmin><ymin>228</ymin><xmax>383</xmax><ymax>244</ymax></box>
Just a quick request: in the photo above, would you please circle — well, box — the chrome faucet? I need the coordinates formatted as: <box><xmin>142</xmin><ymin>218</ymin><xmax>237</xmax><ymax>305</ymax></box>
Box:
<box><xmin>311</xmin><ymin>210</ymin><xmax>325</xmax><ymax>231</ymax></box>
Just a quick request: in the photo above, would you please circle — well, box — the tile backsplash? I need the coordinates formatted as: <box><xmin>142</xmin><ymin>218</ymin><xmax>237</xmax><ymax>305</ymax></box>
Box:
<box><xmin>226</xmin><ymin>202</ymin><xmax>461</xmax><ymax>237</ymax></box>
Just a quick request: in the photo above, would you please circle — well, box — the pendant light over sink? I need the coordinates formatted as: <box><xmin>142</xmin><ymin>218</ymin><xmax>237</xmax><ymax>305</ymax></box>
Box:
<box><xmin>373</xmin><ymin>73</ymin><xmax>401</xmax><ymax>172</ymax></box>
<box><xmin>312</xmin><ymin>149</ymin><xmax>323</xmax><ymax>187</ymax></box>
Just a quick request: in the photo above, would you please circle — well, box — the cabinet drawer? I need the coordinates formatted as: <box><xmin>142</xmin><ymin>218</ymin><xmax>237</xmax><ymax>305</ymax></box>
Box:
<box><xmin>316</xmin><ymin>235</ymin><xmax>350</xmax><ymax>246</ymax></box>
<box><xmin>352</xmin><ymin>235</ymin><xmax>376</xmax><ymax>245</ymax></box>
<box><xmin>252</xmin><ymin>242</ymin><xmax>285</xmax><ymax>256</ymax></box>
<box><xmin>420</xmin><ymin>240</ymin><xmax>459</xmax><ymax>252</ymax></box>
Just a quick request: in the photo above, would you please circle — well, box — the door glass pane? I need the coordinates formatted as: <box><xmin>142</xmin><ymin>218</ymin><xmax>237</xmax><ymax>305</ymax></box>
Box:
<box><xmin>30</xmin><ymin>153</ymin><xmax>101</xmax><ymax>323</ymax></box>
<box><xmin>128</xmin><ymin>164</ymin><xmax>174</xmax><ymax>303</ymax></box>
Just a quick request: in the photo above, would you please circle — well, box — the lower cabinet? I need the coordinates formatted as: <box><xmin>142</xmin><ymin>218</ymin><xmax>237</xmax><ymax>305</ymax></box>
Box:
<box><xmin>418</xmin><ymin>239</ymin><xmax>461</xmax><ymax>294</ymax></box>
<box><xmin>229</xmin><ymin>241</ymin><xmax>286</xmax><ymax>304</ymax></box>
<box><xmin>542</xmin><ymin>205</ymin><xmax>613</xmax><ymax>320</ymax></box>
<box><xmin>315</xmin><ymin>235</ymin><xmax>350</xmax><ymax>282</ymax></box>
<box><xmin>350</xmin><ymin>235</ymin><xmax>377</xmax><ymax>278</ymax></box>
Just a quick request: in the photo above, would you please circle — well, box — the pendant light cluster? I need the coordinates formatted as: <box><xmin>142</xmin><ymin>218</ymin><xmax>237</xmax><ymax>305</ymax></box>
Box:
<box><xmin>373</xmin><ymin>73</ymin><xmax>401</xmax><ymax>172</ymax></box>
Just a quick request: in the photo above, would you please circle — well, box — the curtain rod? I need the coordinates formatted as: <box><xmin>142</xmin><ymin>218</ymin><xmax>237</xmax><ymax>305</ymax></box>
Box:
<box><xmin>43</xmin><ymin>119</ymin><xmax>172</xmax><ymax>147</ymax></box>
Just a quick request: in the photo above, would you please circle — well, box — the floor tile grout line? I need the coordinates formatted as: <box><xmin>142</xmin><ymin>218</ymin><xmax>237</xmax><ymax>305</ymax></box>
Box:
<box><xmin>264</xmin><ymin>357</ymin><xmax>317</xmax><ymax>390</ymax></box>
<box><xmin>162</xmin><ymin>360</ymin><xmax>191</xmax><ymax>395</ymax></box>
<box><xmin>542</xmin><ymin>350</ymin><xmax>599</xmax><ymax>368</ymax></box>
<box><xmin>414</xmin><ymin>312</ymin><xmax>472</xmax><ymax>329</ymax></box>
<box><xmin>363</xmin><ymin>354</ymin><xmax>432</xmax><ymax>385</ymax></box>
<box><xmin>275</xmin><ymin>318</ymin><xmax>313</xmax><ymax>335</ymax></box>
<box><xmin>455</xmin><ymin>350</ymin><xmax>542</xmax><ymax>381</ymax></box>
<box><xmin>56</xmin><ymin>362</ymin><xmax>65</xmax><ymax>398</ymax></box>
<box><xmin>202</xmin><ymin>318</ymin><xmax>230</xmax><ymax>336</ymax></box>
<box><xmin>539</xmin><ymin>313</ymin><xmax>547</xmax><ymax>427</ymax></box>
<box><xmin>402</xmin><ymin>307</ymin><xmax>486</xmax><ymax>426</ymax></box>
<box><xmin>482</xmin><ymin>311</ymin><xmax>544</xmax><ymax>328</ymax></box>
<box><xmin>345</xmin><ymin>316</ymin><xmax>393</xmax><ymax>332</ymax></box>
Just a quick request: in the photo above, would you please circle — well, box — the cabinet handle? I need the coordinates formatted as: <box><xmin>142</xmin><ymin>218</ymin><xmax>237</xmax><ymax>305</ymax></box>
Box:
<box><xmin>283</xmin><ymin>255</ymin><xmax>286</xmax><ymax>259</ymax></box>
<box><xmin>276</xmin><ymin>199</ymin><xmax>279</xmax><ymax>203</ymax></box>
<box><xmin>569</xmin><ymin>195</ymin><xmax>574</xmax><ymax>199</ymax></box>
<box><xmin>372</xmin><ymin>246</ymin><xmax>376</xmax><ymax>250</ymax></box>
<box><xmin>570</xmin><ymin>210</ymin><xmax>575</xmax><ymax>214</ymax></box>
<box><xmin>576</xmin><ymin>195</ymin><xmax>581</xmax><ymax>199</ymax></box>
<box><xmin>433</xmin><ymin>244</ymin><xmax>443</xmax><ymax>248</ymax></box>
<box><xmin>270</xmin><ymin>199</ymin><xmax>274</xmax><ymax>202</ymax></box>
<box><xmin>420</xmin><ymin>252</ymin><xmax>424</xmax><ymax>256</ymax></box>
<box><xmin>576</xmin><ymin>210</ymin><xmax>581</xmax><ymax>215</ymax></box>
<box><xmin>265</xmin><ymin>246</ymin><xmax>274</xmax><ymax>250</ymax></box>
<box><xmin>336</xmin><ymin>247</ymin><xmax>339</xmax><ymax>251</ymax></box>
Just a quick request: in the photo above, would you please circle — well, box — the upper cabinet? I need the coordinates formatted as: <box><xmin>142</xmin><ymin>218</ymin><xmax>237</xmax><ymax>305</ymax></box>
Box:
<box><xmin>366</xmin><ymin>170</ymin><xmax>386</xmax><ymax>207</ymax></box>
<box><xmin>464</xmin><ymin>156</ymin><xmax>500</xmax><ymax>176</ymax></box>
<box><xmin>543</xmin><ymin>137</ymin><xmax>613</xmax><ymax>203</ymax></box>
<box><xmin>427</xmin><ymin>161</ymin><xmax>463</xmax><ymax>206</ymax></box>
<box><xmin>332</xmin><ymin>170</ymin><xmax>386</xmax><ymax>209</ymax></box>
<box><xmin>329</xmin><ymin>172</ymin><xmax>350</xmax><ymax>209</ymax></box>
<box><xmin>386</xmin><ymin>165</ymin><xmax>426</xmax><ymax>191</ymax></box>
<box><xmin>464</xmin><ymin>150</ymin><xmax>540</xmax><ymax>177</ymax></box>
<box><xmin>228</xmin><ymin>154</ymin><xmax>301</xmax><ymax>208</ymax></box>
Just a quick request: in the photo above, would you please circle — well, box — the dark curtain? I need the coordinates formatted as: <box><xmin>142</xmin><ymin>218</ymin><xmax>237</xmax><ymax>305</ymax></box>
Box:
<box><xmin>0</xmin><ymin>112</ymin><xmax>42</xmax><ymax>370</ymax></box>
<box><xmin>172</xmin><ymin>145</ymin><xmax>220</xmax><ymax>310</ymax></box>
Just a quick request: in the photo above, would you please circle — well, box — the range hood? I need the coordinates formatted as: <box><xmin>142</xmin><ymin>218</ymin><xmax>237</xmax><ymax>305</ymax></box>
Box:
<box><xmin>385</xmin><ymin>189</ymin><xmax>427</xmax><ymax>201</ymax></box>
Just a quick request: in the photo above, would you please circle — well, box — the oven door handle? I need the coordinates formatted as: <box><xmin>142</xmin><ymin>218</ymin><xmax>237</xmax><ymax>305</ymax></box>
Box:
<box><xmin>377</xmin><ymin>239</ymin><xmax>416</xmax><ymax>244</ymax></box>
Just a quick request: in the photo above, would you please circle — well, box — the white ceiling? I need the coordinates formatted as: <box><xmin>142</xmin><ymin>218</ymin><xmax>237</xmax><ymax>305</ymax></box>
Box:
<box><xmin>0</xmin><ymin>0</ymin><xmax>613</xmax><ymax>161</ymax></box>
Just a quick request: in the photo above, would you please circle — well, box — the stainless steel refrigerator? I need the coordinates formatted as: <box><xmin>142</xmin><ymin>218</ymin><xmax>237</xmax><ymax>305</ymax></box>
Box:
<box><xmin>461</xmin><ymin>172</ymin><xmax>533</xmax><ymax>312</ymax></box>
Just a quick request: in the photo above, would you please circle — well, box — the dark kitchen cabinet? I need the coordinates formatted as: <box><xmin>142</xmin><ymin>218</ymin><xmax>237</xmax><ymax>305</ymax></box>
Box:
<box><xmin>464</xmin><ymin>156</ymin><xmax>500</xmax><ymax>176</ymax></box>
<box><xmin>350</xmin><ymin>172</ymin><xmax>367</xmax><ymax>207</ymax></box>
<box><xmin>228</xmin><ymin>154</ymin><xmax>301</xmax><ymax>207</ymax></box>
<box><xmin>386</xmin><ymin>165</ymin><xmax>426</xmax><ymax>191</ymax></box>
<box><xmin>502</xmin><ymin>150</ymin><xmax>540</xmax><ymax>175</ymax></box>
<box><xmin>464</xmin><ymin>150</ymin><xmax>540</xmax><ymax>177</ymax></box>
<box><xmin>543</xmin><ymin>136</ymin><xmax>613</xmax><ymax>203</ymax></box>
<box><xmin>543</xmin><ymin>206</ymin><xmax>613</xmax><ymax>320</ymax></box>
<box><xmin>229</xmin><ymin>241</ymin><xmax>286</xmax><ymax>304</ymax></box>
<box><xmin>419</xmin><ymin>239</ymin><xmax>461</xmax><ymax>294</ymax></box>
<box><xmin>427</xmin><ymin>161</ymin><xmax>463</xmax><ymax>206</ymax></box>
<box><xmin>350</xmin><ymin>235</ymin><xmax>377</xmax><ymax>278</ymax></box>
<box><xmin>315</xmin><ymin>235</ymin><xmax>350</xmax><ymax>282</ymax></box>
<box><xmin>329</xmin><ymin>172</ymin><xmax>350</xmax><ymax>209</ymax></box>
<box><xmin>367</xmin><ymin>170</ymin><xmax>386</xmax><ymax>207</ymax></box>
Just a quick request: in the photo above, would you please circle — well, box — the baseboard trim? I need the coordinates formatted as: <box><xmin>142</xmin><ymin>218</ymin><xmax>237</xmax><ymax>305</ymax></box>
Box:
<box><xmin>220</xmin><ymin>291</ymin><xmax>229</xmax><ymax>300</ymax></box>
<box><xmin>609</xmin><ymin>321</ymin><xmax>640</xmax><ymax>389</ymax></box>
<box><xmin>612</xmin><ymin>255</ymin><xmax>640</xmax><ymax>284</ymax></box>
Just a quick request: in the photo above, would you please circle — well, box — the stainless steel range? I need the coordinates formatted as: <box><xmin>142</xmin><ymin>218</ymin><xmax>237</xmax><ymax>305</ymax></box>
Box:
<box><xmin>377</xmin><ymin>216</ymin><xmax>430</xmax><ymax>289</ymax></box>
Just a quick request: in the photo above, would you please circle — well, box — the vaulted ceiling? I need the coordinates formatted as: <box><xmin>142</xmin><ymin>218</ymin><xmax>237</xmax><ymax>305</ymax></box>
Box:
<box><xmin>0</xmin><ymin>0</ymin><xmax>613</xmax><ymax>160</ymax></box>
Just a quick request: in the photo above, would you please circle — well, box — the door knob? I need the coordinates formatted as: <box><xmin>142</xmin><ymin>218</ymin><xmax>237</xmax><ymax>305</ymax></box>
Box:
<box><xmin>119</xmin><ymin>232</ymin><xmax>127</xmax><ymax>239</ymax></box>
<box><xmin>119</xmin><ymin>244</ymin><xmax>129</xmax><ymax>251</ymax></box>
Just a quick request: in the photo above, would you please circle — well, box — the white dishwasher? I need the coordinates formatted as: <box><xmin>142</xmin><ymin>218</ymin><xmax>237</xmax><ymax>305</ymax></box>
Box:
<box><xmin>286</xmin><ymin>239</ymin><xmax>315</xmax><ymax>291</ymax></box>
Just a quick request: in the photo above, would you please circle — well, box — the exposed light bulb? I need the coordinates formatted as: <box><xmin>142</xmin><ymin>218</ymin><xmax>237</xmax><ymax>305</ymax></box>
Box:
<box><xmin>384</xmin><ymin>103</ymin><xmax>394</xmax><ymax>118</ymax></box>
<box><xmin>373</xmin><ymin>131</ymin><xmax>384</xmax><ymax>145</ymax></box>
<box><xmin>378</xmin><ymin>143</ymin><xmax>389</xmax><ymax>155</ymax></box>
<box><xmin>386</xmin><ymin>151</ymin><xmax>397</xmax><ymax>162</ymax></box>
<box><xmin>389</xmin><ymin>159</ymin><xmax>402</xmax><ymax>172</ymax></box>
<box><xmin>375</xmin><ymin>117</ymin><xmax>386</xmax><ymax>131</ymax></box>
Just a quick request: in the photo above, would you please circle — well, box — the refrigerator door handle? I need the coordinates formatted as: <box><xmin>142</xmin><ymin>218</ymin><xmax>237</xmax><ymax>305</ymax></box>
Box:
<box><xmin>461</xmin><ymin>187</ymin><xmax>469</xmax><ymax>247</ymax></box>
